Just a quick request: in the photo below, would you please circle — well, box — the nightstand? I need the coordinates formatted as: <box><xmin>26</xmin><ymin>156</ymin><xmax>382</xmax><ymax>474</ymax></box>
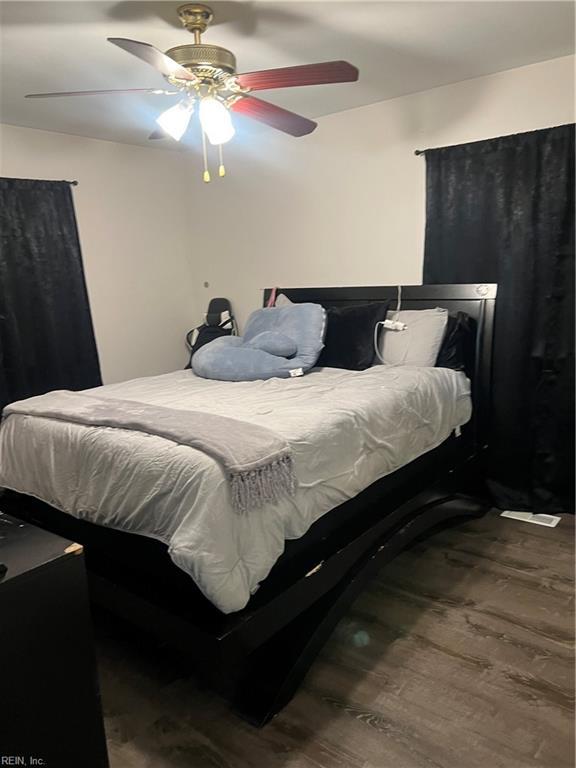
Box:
<box><xmin>0</xmin><ymin>511</ymin><xmax>109</xmax><ymax>768</ymax></box>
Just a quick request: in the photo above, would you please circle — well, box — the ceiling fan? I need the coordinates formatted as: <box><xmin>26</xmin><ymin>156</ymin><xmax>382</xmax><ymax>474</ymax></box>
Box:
<box><xmin>26</xmin><ymin>3</ymin><xmax>359</xmax><ymax>181</ymax></box>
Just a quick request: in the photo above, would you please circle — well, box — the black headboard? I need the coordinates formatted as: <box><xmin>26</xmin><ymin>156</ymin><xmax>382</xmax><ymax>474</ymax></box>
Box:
<box><xmin>263</xmin><ymin>284</ymin><xmax>497</xmax><ymax>449</ymax></box>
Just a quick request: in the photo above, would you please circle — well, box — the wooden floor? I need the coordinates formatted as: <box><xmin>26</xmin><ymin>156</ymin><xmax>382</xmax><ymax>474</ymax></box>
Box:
<box><xmin>96</xmin><ymin>511</ymin><xmax>575</xmax><ymax>768</ymax></box>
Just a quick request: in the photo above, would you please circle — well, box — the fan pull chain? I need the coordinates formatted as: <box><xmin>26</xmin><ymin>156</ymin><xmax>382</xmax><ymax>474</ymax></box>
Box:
<box><xmin>201</xmin><ymin>128</ymin><xmax>211</xmax><ymax>183</ymax></box>
<box><xmin>218</xmin><ymin>145</ymin><xmax>226</xmax><ymax>177</ymax></box>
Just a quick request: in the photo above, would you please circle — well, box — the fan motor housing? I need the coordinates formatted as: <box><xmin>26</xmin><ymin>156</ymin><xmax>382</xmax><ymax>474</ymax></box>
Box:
<box><xmin>166</xmin><ymin>44</ymin><xmax>237</xmax><ymax>76</ymax></box>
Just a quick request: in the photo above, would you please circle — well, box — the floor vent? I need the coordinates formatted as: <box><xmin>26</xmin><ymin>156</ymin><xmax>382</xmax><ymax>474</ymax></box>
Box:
<box><xmin>500</xmin><ymin>510</ymin><xmax>562</xmax><ymax>528</ymax></box>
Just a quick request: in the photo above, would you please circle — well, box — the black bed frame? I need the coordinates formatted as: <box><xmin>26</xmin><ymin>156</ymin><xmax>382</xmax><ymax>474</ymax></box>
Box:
<box><xmin>2</xmin><ymin>283</ymin><xmax>497</xmax><ymax>727</ymax></box>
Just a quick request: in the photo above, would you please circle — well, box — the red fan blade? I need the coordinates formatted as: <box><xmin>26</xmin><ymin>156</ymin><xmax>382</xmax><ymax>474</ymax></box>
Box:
<box><xmin>26</xmin><ymin>88</ymin><xmax>177</xmax><ymax>99</ymax></box>
<box><xmin>231</xmin><ymin>96</ymin><xmax>316</xmax><ymax>137</ymax></box>
<box><xmin>236</xmin><ymin>61</ymin><xmax>358</xmax><ymax>91</ymax></box>
<box><xmin>108</xmin><ymin>38</ymin><xmax>198</xmax><ymax>82</ymax></box>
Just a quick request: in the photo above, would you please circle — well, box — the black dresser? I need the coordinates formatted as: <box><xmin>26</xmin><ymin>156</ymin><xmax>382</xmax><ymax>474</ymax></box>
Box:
<box><xmin>0</xmin><ymin>511</ymin><xmax>109</xmax><ymax>768</ymax></box>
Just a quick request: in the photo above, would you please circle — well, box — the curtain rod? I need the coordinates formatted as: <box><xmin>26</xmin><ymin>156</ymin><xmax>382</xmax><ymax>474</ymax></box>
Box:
<box><xmin>64</xmin><ymin>180</ymin><xmax>79</xmax><ymax>185</ymax></box>
<box><xmin>414</xmin><ymin>149</ymin><xmax>426</xmax><ymax>156</ymax></box>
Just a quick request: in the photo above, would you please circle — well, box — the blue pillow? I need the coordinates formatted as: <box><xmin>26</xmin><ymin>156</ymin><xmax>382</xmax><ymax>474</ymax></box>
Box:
<box><xmin>245</xmin><ymin>331</ymin><xmax>297</xmax><ymax>358</ymax></box>
<box><xmin>192</xmin><ymin>303</ymin><xmax>326</xmax><ymax>381</ymax></box>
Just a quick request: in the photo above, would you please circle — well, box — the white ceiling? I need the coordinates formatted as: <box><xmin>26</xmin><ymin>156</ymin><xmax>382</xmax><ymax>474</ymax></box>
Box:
<box><xmin>1</xmin><ymin>1</ymin><xmax>573</xmax><ymax>149</ymax></box>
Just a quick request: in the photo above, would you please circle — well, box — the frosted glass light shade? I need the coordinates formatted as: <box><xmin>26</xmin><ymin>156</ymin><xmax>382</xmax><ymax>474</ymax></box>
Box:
<box><xmin>199</xmin><ymin>97</ymin><xmax>235</xmax><ymax>145</ymax></box>
<box><xmin>156</xmin><ymin>100</ymin><xmax>194</xmax><ymax>141</ymax></box>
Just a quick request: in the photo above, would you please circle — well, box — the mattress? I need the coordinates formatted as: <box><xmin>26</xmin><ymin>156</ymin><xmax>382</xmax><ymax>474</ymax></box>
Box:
<box><xmin>0</xmin><ymin>366</ymin><xmax>471</xmax><ymax>613</ymax></box>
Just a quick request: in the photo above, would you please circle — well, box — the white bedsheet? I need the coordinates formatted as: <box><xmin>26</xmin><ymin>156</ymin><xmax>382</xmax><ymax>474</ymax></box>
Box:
<box><xmin>0</xmin><ymin>366</ymin><xmax>471</xmax><ymax>613</ymax></box>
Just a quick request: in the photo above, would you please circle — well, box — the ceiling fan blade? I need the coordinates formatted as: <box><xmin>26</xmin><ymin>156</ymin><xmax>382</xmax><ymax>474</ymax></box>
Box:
<box><xmin>108</xmin><ymin>38</ymin><xmax>198</xmax><ymax>82</ymax></box>
<box><xmin>25</xmin><ymin>88</ymin><xmax>177</xmax><ymax>99</ymax></box>
<box><xmin>231</xmin><ymin>96</ymin><xmax>316</xmax><ymax>137</ymax></box>
<box><xmin>148</xmin><ymin>129</ymin><xmax>170</xmax><ymax>140</ymax></box>
<box><xmin>236</xmin><ymin>61</ymin><xmax>358</xmax><ymax>91</ymax></box>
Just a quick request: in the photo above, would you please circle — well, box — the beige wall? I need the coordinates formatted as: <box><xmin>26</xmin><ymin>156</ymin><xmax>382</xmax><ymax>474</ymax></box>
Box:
<box><xmin>0</xmin><ymin>125</ymin><xmax>196</xmax><ymax>383</ymax></box>
<box><xmin>184</xmin><ymin>54</ymin><xmax>575</xmax><ymax>328</ymax></box>
<box><xmin>2</xmin><ymin>55</ymin><xmax>574</xmax><ymax>379</ymax></box>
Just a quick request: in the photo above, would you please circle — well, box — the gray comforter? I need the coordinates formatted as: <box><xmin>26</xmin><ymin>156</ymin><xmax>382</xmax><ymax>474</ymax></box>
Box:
<box><xmin>3</xmin><ymin>390</ymin><xmax>296</xmax><ymax>513</ymax></box>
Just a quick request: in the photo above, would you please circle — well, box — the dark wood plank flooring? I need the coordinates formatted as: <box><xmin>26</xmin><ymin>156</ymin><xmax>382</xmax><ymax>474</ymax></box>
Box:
<box><xmin>96</xmin><ymin>511</ymin><xmax>575</xmax><ymax>768</ymax></box>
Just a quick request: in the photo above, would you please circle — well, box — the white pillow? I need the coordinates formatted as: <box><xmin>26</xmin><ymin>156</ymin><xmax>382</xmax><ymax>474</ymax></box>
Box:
<box><xmin>275</xmin><ymin>293</ymin><xmax>294</xmax><ymax>307</ymax></box>
<box><xmin>377</xmin><ymin>307</ymin><xmax>448</xmax><ymax>367</ymax></box>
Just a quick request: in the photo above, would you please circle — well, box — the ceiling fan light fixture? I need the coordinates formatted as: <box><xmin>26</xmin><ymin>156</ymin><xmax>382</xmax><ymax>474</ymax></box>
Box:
<box><xmin>199</xmin><ymin>97</ymin><xmax>235</xmax><ymax>145</ymax></box>
<box><xmin>156</xmin><ymin>99</ymin><xmax>194</xmax><ymax>141</ymax></box>
<box><xmin>25</xmin><ymin>4</ymin><xmax>359</xmax><ymax>182</ymax></box>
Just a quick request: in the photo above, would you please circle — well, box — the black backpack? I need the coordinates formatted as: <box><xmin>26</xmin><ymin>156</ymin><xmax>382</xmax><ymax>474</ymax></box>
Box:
<box><xmin>185</xmin><ymin>298</ymin><xmax>236</xmax><ymax>369</ymax></box>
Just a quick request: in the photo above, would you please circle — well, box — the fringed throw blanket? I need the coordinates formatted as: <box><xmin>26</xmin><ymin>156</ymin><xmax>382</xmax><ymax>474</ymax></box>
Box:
<box><xmin>3</xmin><ymin>391</ymin><xmax>297</xmax><ymax>513</ymax></box>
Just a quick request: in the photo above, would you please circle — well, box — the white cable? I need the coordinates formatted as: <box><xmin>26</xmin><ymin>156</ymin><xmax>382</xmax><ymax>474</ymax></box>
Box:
<box><xmin>374</xmin><ymin>322</ymin><xmax>386</xmax><ymax>364</ymax></box>
<box><xmin>394</xmin><ymin>284</ymin><xmax>402</xmax><ymax>318</ymax></box>
<box><xmin>374</xmin><ymin>285</ymin><xmax>407</xmax><ymax>364</ymax></box>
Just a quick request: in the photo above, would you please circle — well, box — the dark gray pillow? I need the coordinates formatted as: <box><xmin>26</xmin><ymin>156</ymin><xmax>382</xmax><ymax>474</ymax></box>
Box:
<box><xmin>436</xmin><ymin>312</ymin><xmax>474</xmax><ymax>372</ymax></box>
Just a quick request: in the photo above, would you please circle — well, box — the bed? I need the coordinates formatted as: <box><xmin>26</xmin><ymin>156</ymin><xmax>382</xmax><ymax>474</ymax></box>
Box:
<box><xmin>0</xmin><ymin>283</ymin><xmax>497</xmax><ymax>726</ymax></box>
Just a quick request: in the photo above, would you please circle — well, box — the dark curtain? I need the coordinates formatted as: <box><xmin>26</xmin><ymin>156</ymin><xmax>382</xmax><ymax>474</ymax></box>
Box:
<box><xmin>0</xmin><ymin>178</ymin><xmax>101</xmax><ymax>411</ymax></box>
<box><xmin>423</xmin><ymin>124</ymin><xmax>574</xmax><ymax>513</ymax></box>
